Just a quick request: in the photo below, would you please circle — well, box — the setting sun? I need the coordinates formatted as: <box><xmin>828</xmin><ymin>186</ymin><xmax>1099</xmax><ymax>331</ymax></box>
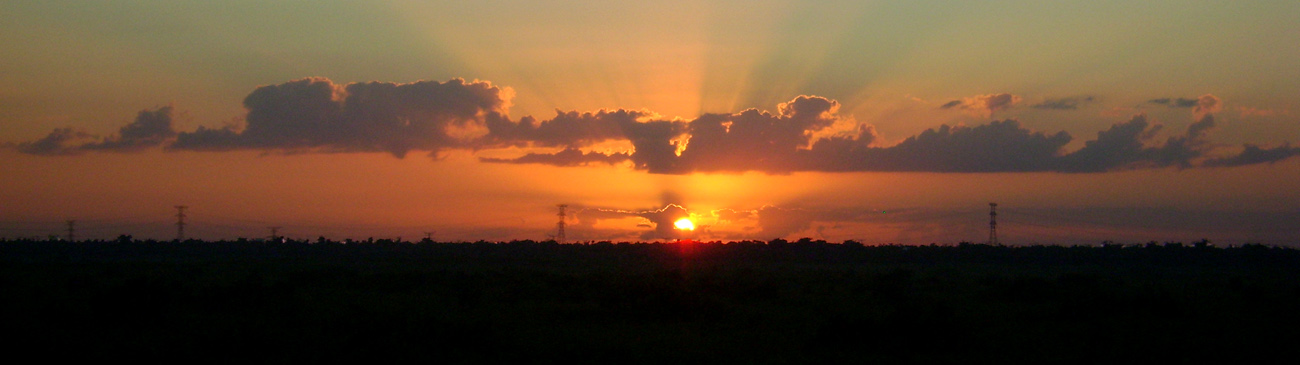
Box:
<box><xmin>673</xmin><ymin>218</ymin><xmax>695</xmax><ymax>231</ymax></box>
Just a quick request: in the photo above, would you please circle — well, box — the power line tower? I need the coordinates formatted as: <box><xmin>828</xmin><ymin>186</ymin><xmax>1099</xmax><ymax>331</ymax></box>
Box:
<box><xmin>555</xmin><ymin>204</ymin><xmax>567</xmax><ymax>243</ymax></box>
<box><xmin>268</xmin><ymin>226</ymin><xmax>282</xmax><ymax>242</ymax></box>
<box><xmin>988</xmin><ymin>202</ymin><xmax>998</xmax><ymax>245</ymax></box>
<box><xmin>66</xmin><ymin>220</ymin><xmax>75</xmax><ymax>242</ymax></box>
<box><xmin>175</xmin><ymin>205</ymin><xmax>188</xmax><ymax>241</ymax></box>
<box><xmin>424</xmin><ymin>231</ymin><xmax>435</xmax><ymax>242</ymax></box>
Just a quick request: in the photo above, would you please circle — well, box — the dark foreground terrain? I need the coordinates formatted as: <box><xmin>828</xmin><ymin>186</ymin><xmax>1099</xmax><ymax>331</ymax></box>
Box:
<box><xmin>4</xmin><ymin>238</ymin><xmax>1300</xmax><ymax>363</ymax></box>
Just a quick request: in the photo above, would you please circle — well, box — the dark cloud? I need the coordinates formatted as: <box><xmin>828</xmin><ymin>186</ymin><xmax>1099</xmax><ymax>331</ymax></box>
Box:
<box><xmin>170</xmin><ymin>77</ymin><xmax>512</xmax><ymax>157</ymax></box>
<box><xmin>1204</xmin><ymin>143</ymin><xmax>1300</xmax><ymax>167</ymax></box>
<box><xmin>170</xmin><ymin>125</ymin><xmax>242</xmax><ymax>151</ymax></box>
<box><xmin>16</xmin><ymin>128</ymin><xmax>96</xmax><ymax>155</ymax></box>
<box><xmin>14</xmin><ymin>78</ymin><xmax>1297</xmax><ymax>173</ymax></box>
<box><xmin>1032</xmin><ymin>96</ymin><xmax>1095</xmax><ymax>110</ymax></box>
<box><xmin>479</xmin><ymin>108</ymin><xmax>688</xmax><ymax>173</ymax></box>
<box><xmin>1148</xmin><ymin>97</ymin><xmax>1200</xmax><ymax>108</ymax></box>
<box><xmin>484</xmin><ymin>109</ymin><xmax>666</xmax><ymax>148</ymax></box>
<box><xmin>821</xmin><ymin>120</ymin><xmax>1072</xmax><ymax>172</ymax></box>
<box><xmin>479</xmin><ymin>147</ymin><xmax>630</xmax><ymax>166</ymax></box>
<box><xmin>676</xmin><ymin>96</ymin><xmax>842</xmax><ymax>173</ymax></box>
<box><xmin>481</xmin><ymin>95</ymin><xmax>841</xmax><ymax>174</ymax></box>
<box><xmin>83</xmin><ymin>106</ymin><xmax>178</xmax><ymax>151</ymax></box>
<box><xmin>16</xmin><ymin>106</ymin><xmax>177</xmax><ymax>155</ymax></box>
<box><xmin>1193</xmin><ymin>94</ymin><xmax>1222</xmax><ymax>117</ymax></box>
<box><xmin>1057</xmin><ymin>114</ymin><xmax>1160</xmax><ymax>172</ymax></box>
<box><xmin>1060</xmin><ymin>112</ymin><xmax>1217</xmax><ymax>171</ymax></box>
<box><xmin>468</xmin><ymin>95</ymin><xmax>1292</xmax><ymax>173</ymax></box>
<box><xmin>1154</xmin><ymin>113</ymin><xmax>1215</xmax><ymax>169</ymax></box>
<box><xmin>939</xmin><ymin>93</ymin><xmax>1022</xmax><ymax>116</ymax></box>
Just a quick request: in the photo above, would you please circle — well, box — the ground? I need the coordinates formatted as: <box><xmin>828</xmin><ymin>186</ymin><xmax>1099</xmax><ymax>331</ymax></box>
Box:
<box><xmin>3</xmin><ymin>239</ymin><xmax>1298</xmax><ymax>363</ymax></box>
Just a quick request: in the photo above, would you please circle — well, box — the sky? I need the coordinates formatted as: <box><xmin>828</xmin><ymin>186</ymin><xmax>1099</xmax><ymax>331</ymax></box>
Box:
<box><xmin>3</xmin><ymin>0</ymin><xmax>1299</xmax><ymax>245</ymax></box>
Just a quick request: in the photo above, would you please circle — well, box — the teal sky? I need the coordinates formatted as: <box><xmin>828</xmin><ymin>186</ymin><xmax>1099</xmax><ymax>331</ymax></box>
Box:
<box><xmin>3</xmin><ymin>1</ymin><xmax>1299</xmax><ymax>244</ymax></box>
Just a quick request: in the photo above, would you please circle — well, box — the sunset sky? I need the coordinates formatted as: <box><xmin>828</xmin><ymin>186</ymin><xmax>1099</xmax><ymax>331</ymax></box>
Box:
<box><xmin>4</xmin><ymin>1</ymin><xmax>1299</xmax><ymax>244</ymax></box>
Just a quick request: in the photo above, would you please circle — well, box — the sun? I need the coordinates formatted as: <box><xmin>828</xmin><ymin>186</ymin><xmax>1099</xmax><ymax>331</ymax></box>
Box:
<box><xmin>673</xmin><ymin>217</ymin><xmax>696</xmax><ymax>231</ymax></box>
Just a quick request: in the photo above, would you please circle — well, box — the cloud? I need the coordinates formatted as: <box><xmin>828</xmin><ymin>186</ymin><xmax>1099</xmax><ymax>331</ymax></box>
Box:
<box><xmin>480</xmin><ymin>108</ymin><xmax>688</xmax><ymax>173</ymax></box>
<box><xmin>1032</xmin><ymin>96</ymin><xmax>1095</xmax><ymax>110</ymax></box>
<box><xmin>83</xmin><ymin>106</ymin><xmax>179</xmax><ymax>151</ymax></box>
<box><xmin>16</xmin><ymin>128</ymin><xmax>96</xmax><ymax>155</ymax></box>
<box><xmin>16</xmin><ymin>106</ymin><xmax>178</xmax><ymax>155</ymax></box>
<box><xmin>1192</xmin><ymin>94</ymin><xmax>1221</xmax><ymax>119</ymax></box>
<box><xmin>675</xmin><ymin>96</ymin><xmax>843</xmax><ymax>173</ymax></box>
<box><xmin>576</xmin><ymin>204</ymin><xmax>872</xmax><ymax>241</ymax></box>
<box><xmin>1154</xmin><ymin>112</ymin><xmax>1215</xmax><ymax>169</ymax></box>
<box><xmin>636</xmin><ymin>204</ymin><xmax>693</xmax><ymax>239</ymax></box>
<box><xmin>170</xmin><ymin>77</ymin><xmax>512</xmax><ymax>157</ymax></box>
<box><xmin>14</xmin><ymin>78</ymin><xmax>1298</xmax><ymax>173</ymax></box>
<box><xmin>484</xmin><ymin>109</ymin><xmax>665</xmax><ymax>148</ymax></box>
<box><xmin>1204</xmin><ymin>143</ymin><xmax>1300</xmax><ymax>167</ymax></box>
<box><xmin>574</xmin><ymin>204</ymin><xmax>694</xmax><ymax>240</ymax></box>
<box><xmin>1236</xmin><ymin>106</ymin><xmax>1289</xmax><ymax>118</ymax></box>
<box><xmin>816</xmin><ymin>120</ymin><xmax>1073</xmax><ymax>172</ymax></box>
<box><xmin>1148</xmin><ymin>97</ymin><xmax>1199</xmax><ymax>108</ymax></box>
<box><xmin>565</xmin><ymin>203</ymin><xmax>1300</xmax><ymax>244</ymax></box>
<box><xmin>1060</xmin><ymin>110</ymin><xmax>1219</xmax><ymax>172</ymax></box>
<box><xmin>542</xmin><ymin>109</ymin><xmax>1253</xmax><ymax>174</ymax></box>
<box><xmin>490</xmin><ymin>95</ymin><xmax>849</xmax><ymax>174</ymax></box>
<box><xmin>479</xmin><ymin>147</ymin><xmax>631</xmax><ymax>166</ymax></box>
<box><xmin>1057</xmin><ymin>114</ymin><xmax>1161</xmax><ymax>172</ymax></box>
<box><xmin>1150</xmin><ymin>94</ymin><xmax>1218</xmax><ymax>168</ymax></box>
<box><xmin>940</xmin><ymin>93</ymin><xmax>1022</xmax><ymax>116</ymax></box>
<box><xmin>711</xmin><ymin>208</ymin><xmax>755</xmax><ymax>224</ymax></box>
<box><xmin>755</xmin><ymin>206</ymin><xmax>826</xmax><ymax>238</ymax></box>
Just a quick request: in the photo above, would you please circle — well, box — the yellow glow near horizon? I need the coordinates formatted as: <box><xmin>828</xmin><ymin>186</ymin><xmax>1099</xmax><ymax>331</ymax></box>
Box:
<box><xmin>674</xmin><ymin>217</ymin><xmax>696</xmax><ymax>231</ymax></box>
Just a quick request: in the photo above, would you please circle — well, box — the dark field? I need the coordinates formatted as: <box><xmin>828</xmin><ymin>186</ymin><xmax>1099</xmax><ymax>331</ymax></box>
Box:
<box><xmin>4</xmin><ymin>239</ymin><xmax>1300</xmax><ymax>363</ymax></box>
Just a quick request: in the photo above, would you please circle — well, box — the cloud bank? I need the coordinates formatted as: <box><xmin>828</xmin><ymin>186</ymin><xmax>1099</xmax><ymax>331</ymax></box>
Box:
<box><xmin>14</xmin><ymin>78</ymin><xmax>1299</xmax><ymax>173</ymax></box>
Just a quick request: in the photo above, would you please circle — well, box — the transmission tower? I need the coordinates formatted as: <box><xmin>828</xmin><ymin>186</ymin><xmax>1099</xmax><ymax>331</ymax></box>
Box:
<box><xmin>988</xmin><ymin>202</ymin><xmax>998</xmax><ymax>245</ymax></box>
<box><xmin>66</xmin><ymin>220</ymin><xmax>75</xmax><ymax>242</ymax></box>
<box><xmin>424</xmin><ymin>231</ymin><xmax>435</xmax><ymax>242</ymax></box>
<box><xmin>175</xmin><ymin>205</ymin><xmax>188</xmax><ymax>241</ymax></box>
<box><xmin>269</xmin><ymin>226</ymin><xmax>282</xmax><ymax>242</ymax></box>
<box><xmin>555</xmin><ymin>204</ymin><xmax>567</xmax><ymax>243</ymax></box>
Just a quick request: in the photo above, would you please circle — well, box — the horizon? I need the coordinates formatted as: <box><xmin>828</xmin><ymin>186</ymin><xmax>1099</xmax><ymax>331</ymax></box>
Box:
<box><xmin>0</xmin><ymin>235</ymin><xmax>1257</xmax><ymax>248</ymax></box>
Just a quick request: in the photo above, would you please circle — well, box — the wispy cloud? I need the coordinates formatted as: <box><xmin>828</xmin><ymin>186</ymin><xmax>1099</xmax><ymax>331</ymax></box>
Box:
<box><xmin>1031</xmin><ymin>96</ymin><xmax>1095</xmax><ymax>110</ymax></box>
<box><xmin>939</xmin><ymin>93</ymin><xmax>1022</xmax><ymax>117</ymax></box>
<box><xmin>1148</xmin><ymin>97</ymin><xmax>1200</xmax><ymax>108</ymax></box>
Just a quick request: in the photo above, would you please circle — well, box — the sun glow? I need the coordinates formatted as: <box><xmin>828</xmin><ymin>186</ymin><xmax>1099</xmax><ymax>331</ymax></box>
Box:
<box><xmin>674</xmin><ymin>217</ymin><xmax>696</xmax><ymax>231</ymax></box>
